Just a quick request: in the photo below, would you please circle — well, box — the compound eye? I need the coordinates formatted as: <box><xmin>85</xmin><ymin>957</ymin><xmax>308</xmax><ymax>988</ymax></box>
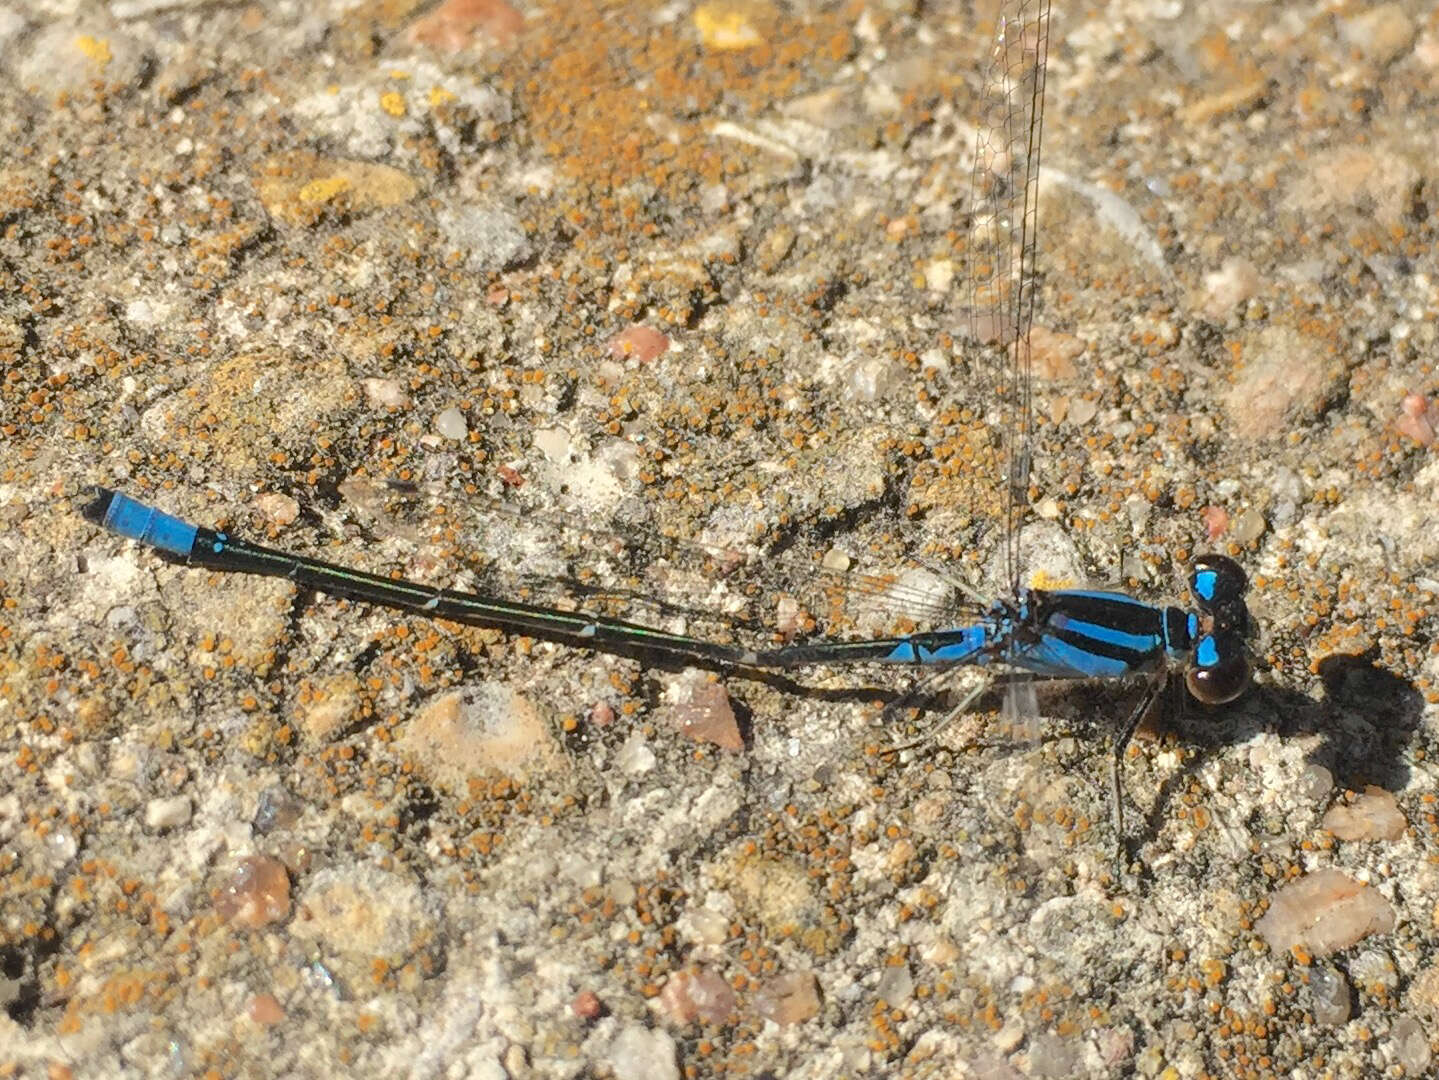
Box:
<box><xmin>1189</xmin><ymin>555</ymin><xmax>1249</xmax><ymax>610</ymax></box>
<box><xmin>1185</xmin><ymin>634</ymin><xmax>1251</xmax><ymax>705</ymax></box>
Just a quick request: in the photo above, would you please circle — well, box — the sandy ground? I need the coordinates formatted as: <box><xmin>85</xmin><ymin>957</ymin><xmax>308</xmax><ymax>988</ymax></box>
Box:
<box><xmin>2</xmin><ymin>0</ymin><xmax>1438</xmax><ymax>1076</ymax></box>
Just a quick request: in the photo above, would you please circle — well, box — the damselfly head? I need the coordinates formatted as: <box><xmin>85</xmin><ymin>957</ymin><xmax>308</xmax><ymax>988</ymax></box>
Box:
<box><xmin>1184</xmin><ymin>554</ymin><xmax>1253</xmax><ymax>704</ymax></box>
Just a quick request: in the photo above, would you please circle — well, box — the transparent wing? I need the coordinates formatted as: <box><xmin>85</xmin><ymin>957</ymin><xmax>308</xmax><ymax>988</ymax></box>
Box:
<box><xmin>327</xmin><ymin>475</ymin><xmax>993</xmax><ymax>658</ymax></box>
<box><xmin>967</xmin><ymin>0</ymin><xmax>1051</xmax><ymax>600</ymax></box>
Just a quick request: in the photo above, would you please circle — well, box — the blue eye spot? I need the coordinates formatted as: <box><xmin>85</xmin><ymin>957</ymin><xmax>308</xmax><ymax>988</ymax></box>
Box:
<box><xmin>1192</xmin><ymin>570</ymin><xmax>1217</xmax><ymax>603</ymax></box>
<box><xmin>1195</xmin><ymin>635</ymin><xmax>1220</xmax><ymax>668</ymax></box>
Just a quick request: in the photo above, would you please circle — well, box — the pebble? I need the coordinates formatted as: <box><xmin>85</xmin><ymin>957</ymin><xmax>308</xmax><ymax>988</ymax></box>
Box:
<box><xmin>753</xmin><ymin>971</ymin><xmax>820</xmax><ymax>1026</ymax></box>
<box><xmin>247</xmin><ymin>993</ymin><xmax>286</xmax><ymax>1025</ymax></box>
<box><xmin>1338</xmin><ymin>3</ymin><xmax>1416</xmax><ymax>66</ymax></box>
<box><xmin>1388</xmin><ymin>1015</ymin><xmax>1432</xmax><ymax>1074</ymax></box>
<box><xmin>214</xmin><ymin>856</ymin><xmax>292</xmax><ymax>929</ymax></box>
<box><xmin>1296</xmin><ymin>763</ymin><xmax>1334</xmax><ymax>803</ymax></box>
<box><xmin>606</xmin><ymin>324</ymin><xmax>669</xmax><ymax>363</ymax></box>
<box><xmin>1408</xmin><ymin>962</ymin><xmax>1439</xmax><ymax>1020</ymax></box>
<box><xmin>17</xmin><ymin>25</ymin><xmax>150</xmax><ymax>95</ymax></box>
<box><xmin>289</xmin><ymin>864</ymin><xmax>443</xmax><ymax>985</ymax></box>
<box><xmin>1349</xmin><ymin>947</ymin><xmax>1399</xmax><ymax>996</ymax></box>
<box><xmin>435</xmin><ymin>204</ymin><xmax>532</xmax><ymax>271</ymax></box>
<box><xmin>1308</xmin><ymin>965</ymin><xmax>1351</xmax><ymax>1026</ymax></box>
<box><xmin>254</xmin><ymin>492</ymin><xmax>300</xmax><ymax>527</ymax></box>
<box><xmin>407</xmin><ymin>0</ymin><xmax>524</xmax><ymax>52</ymax></box>
<box><xmin>254</xmin><ymin>153</ymin><xmax>420</xmax><ymax>226</ymax></box>
<box><xmin>1027</xmin><ymin>1031</ymin><xmax>1080</xmax><ymax>1078</ymax></box>
<box><xmin>876</xmin><ymin>963</ymin><xmax>913</xmax><ymax>1008</ymax></box>
<box><xmin>397</xmin><ymin>683</ymin><xmax>560</xmax><ymax>789</ymax></box>
<box><xmin>571</xmin><ymin>990</ymin><xmax>603</xmax><ymax>1020</ymax></box>
<box><xmin>693</xmin><ymin>2</ymin><xmax>767</xmax><ymax>51</ymax></box>
<box><xmin>1220</xmin><ymin>324</ymin><xmax>1336</xmax><ymax>440</ymax></box>
<box><xmin>361</xmin><ymin>377</ymin><xmax>409</xmax><ymax>409</ymax></box>
<box><xmin>661</xmin><ymin>672</ymin><xmax>743</xmax><ymax>752</ymax></box>
<box><xmin>1200</xmin><ymin>257</ymin><xmax>1261</xmax><ymax>320</ymax></box>
<box><xmin>1321</xmin><ymin>785</ymin><xmax>1406</xmax><ymax>842</ymax></box>
<box><xmin>678</xmin><ymin>905</ymin><xmax>730</xmax><ymax>947</ymax></box>
<box><xmin>1397</xmin><ymin>392</ymin><xmax>1437</xmax><ymax>446</ymax></box>
<box><xmin>1228</xmin><ymin>507</ymin><xmax>1265</xmax><ymax>544</ymax></box>
<box><xmin>614</xmin><ymin>730</ymin><xmax>657</xmax><ymax>775</ymax></box>
<box><xmin>1028</xmin><ymin>325</ymin><xmax>1083</xmax><ymax>380</ymax></box>
<box><xmin>433</xmin><ymin>407</ymin><xmax>468</xmax><ymax>441</ymax></box>
<box><xmin>532</xmin><ymin>426</ymin><xmax>571</xmax><ymax>463</ymax></box>
<box><xmin>608</xmin><ymin>1025</ymin><xmax>678</xmax><ymax>1080</ymax></box>
<box><xmin>657</xmin><ymin>968</ymin><xmax>737</xmax><ymax>1025</ymax></box>
<box><xmin>144</xmin><ymin>795</ymin><xmax>192</xmax><ymax>831</ymax></box>
<box><xmin>1255</xmin><ymin>868</ymin><xmax>1396</xmax><ymax>957</ymax></box>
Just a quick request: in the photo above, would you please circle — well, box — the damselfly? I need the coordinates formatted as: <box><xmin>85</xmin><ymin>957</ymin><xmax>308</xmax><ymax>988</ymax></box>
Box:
<box><xmin>84</xmin><ymin>0</ymin><xmax>1254</xmax><ymax>855</ymax></box>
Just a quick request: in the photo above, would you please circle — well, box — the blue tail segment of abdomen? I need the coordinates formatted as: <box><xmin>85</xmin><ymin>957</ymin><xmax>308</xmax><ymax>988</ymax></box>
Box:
<box><xmin>85</xmin><ymin>489</ymin><xmax>199</xmax><ymax>559</ymax></box>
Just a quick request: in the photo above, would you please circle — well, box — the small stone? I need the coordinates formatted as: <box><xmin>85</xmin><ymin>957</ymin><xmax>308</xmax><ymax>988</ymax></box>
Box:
<box><xmin>214</xmin><ymin>856</ymin><xmax>292</xmax><ymax>929</ymax></box>
<box><xmin>922</xmin><ymin>258</ymin><xmax>954</xmax><ymax>292</ymax></box>
<box><xmin>434</xmin><ymin>407</ymin><xmax>468</xmax><ymax>440</ymax></box>
<box><xmin>607</xmin><ymin>324</ymin><xmax>669</xmax><ymax>363</ymax></box>
<box><xmin>361</xmin><ymin>377</ymin><xmax>408</xmax><ymax>409</ymax></box>
<box><xmin>1229</xmin><ymin>507</ymin><xmax>1265</xmax><ymax>544</ymax></box>
<box><xmin>290</xmin><ymin>865</ymin><xmax>443</xmax><ymax>986</ymax></box>
<box><xmin>608</xmin><ymin>1025</ymin><xmax>678</xmax><ymax>1080</ymax></box>
<box><xmin>1200</xmin><ymin>257</ymin><xmax>1261</xmax><ymax>319</ymax></box>
<box><xmin>1349</xmin><ymin>948</ymin><xmax>1399</xmax><ymax>995</ymax></box>
<box><xmin>145</xmin><ymin>795</ymin><xmax>191</xmax><ymax>831</ymax></box>
<box><xmin>1297</xmin><ymin>763</ymin><xmax>1334</xmax><ymax>803</ymax></box>
<box><xmin>678</xmin><ymin>905</ymin><xmax>730</xmax><ymax>947</ymax></box>
<box><xmin>1255</xmin><ymin>869</ymin><xmax>1396</xmax><ymax>957</ymax></box>
<box><xmin>294</xmin><ymin>673</ymin><xmax>361</xmax><ymax>745</ymax></box>
<box><xmin>408</xmin><ymin>0</ymin><xmax>524</xmax><ymax>52</ymax></box>
<box><xmin>661</xmin><ymin>672</ymin><xmax>742</xmax><ymax>752</ymax></box>
<box><xmin>614</xmin><ymin>731</ymin><xmax>656</xmax><ymax>775</ymax></box>
<box><xmin>254</xmin><ymin>153</ymin><xmax>420</xmax><ymax>227</ymax></box>
<box><xmin>1339</xmin><ymin>3</ymin><xmax>1416</xmax><ymax>66</ymax></box>
<box><xmin>1028</xmin><ymin>1031</ymin><xmax>1080</xmax><ymax>1078</ymax></box>
<box><xmin>1287</xmin><ymin>146</ymin><xmax>1420</xmax><ymax>229</ymax></box>
<box><xmin>571</xmin><ymin>989</ymin><xmax>603</xmax><ymax>1020</ymax></box>
<box><xmin>753</xmin><ymin>971</ymin><xmax>820</xmax><ymax>1026</ymax></box>
<box><xmin>248</xmin><ymin>993</ymin><xmax>286</xmax><ymax>1025</ymax></box>
<box><xmin>1397</xmin><ymin>392</ymin><xmax>1437</xmax><ymax>446</ymax></box>
<box><xmin>693</xmin><ymin>2</ymin><xmax>767</xmax><ymax>51</ymax></box>
<box><xmin>532</xmin><ymin>426</ymin><xmax>570</xmax><ymax>463</ymax></box>
<box><xmin>398</xmin><ymin>683</ymin><xmax>560</xmax><ymax>789</ymax></box>
<box><xmin>1308</xmin><ymin>965</ymin><xmax>1351</xmax><ymax>1025</ymax></box>
<box><xmin>1200</xmin><ymin>505</ymin><xmax>1229</xmax><ymax>543</ymax></box>
<box><xmin>436</xmin><ymin>204</ymin><xmax>532</xmax><ymax>271</ymax></box>
<box><xmin>876</xmin><ymin>963</ymin><xmax>913</xmax><ymax>1008</ymax></box>
<box><xmin>1321</xmin><ymin>785</ymin><xmax>1406</xmax><ymax>842</ymax></box>
<box><xmin>658</xmin><ymin>968</ymin><xmax>737</xmax><ymax>1026</ymax></box>
<box><xmin>755</xmin><ymin>225</ymin><xmax>795</xmax><ymax>272</ymax></box>
<box><xmin>1029</xmin><ymin>325</ymin><xmax>1083</xmax><ymax>379</ymax></box>
<box><xmin>1389</xmin><ymin>1016</ymin><xmax>1432</xmax><ymax>1074</ymax></box>
<box><xmin>1221</xmin><ymin>324</ymin><xmax>1338</xmax><ymax>439</ymax></box>
<box><xmin>1407</xmin><ymin>962</ymin><xmax>1439</xmax><ymax>1020</ymax></box>
<box><xmin>993</xmin><ymin>1019</ymin><xmax>1025</xmax><ymax>1053</ymax></box>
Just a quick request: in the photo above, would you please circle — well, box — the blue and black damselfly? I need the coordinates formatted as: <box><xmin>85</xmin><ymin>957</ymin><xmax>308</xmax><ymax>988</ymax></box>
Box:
<box><xmin>84</xmin><ymin>483</ymin><xmax>1252</xmax><ymax>850</ymax></box>
<box><xmin>84</xmin><ymin>0</ymin><xmax>1255</xmax><ymax>854</ymax></box>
